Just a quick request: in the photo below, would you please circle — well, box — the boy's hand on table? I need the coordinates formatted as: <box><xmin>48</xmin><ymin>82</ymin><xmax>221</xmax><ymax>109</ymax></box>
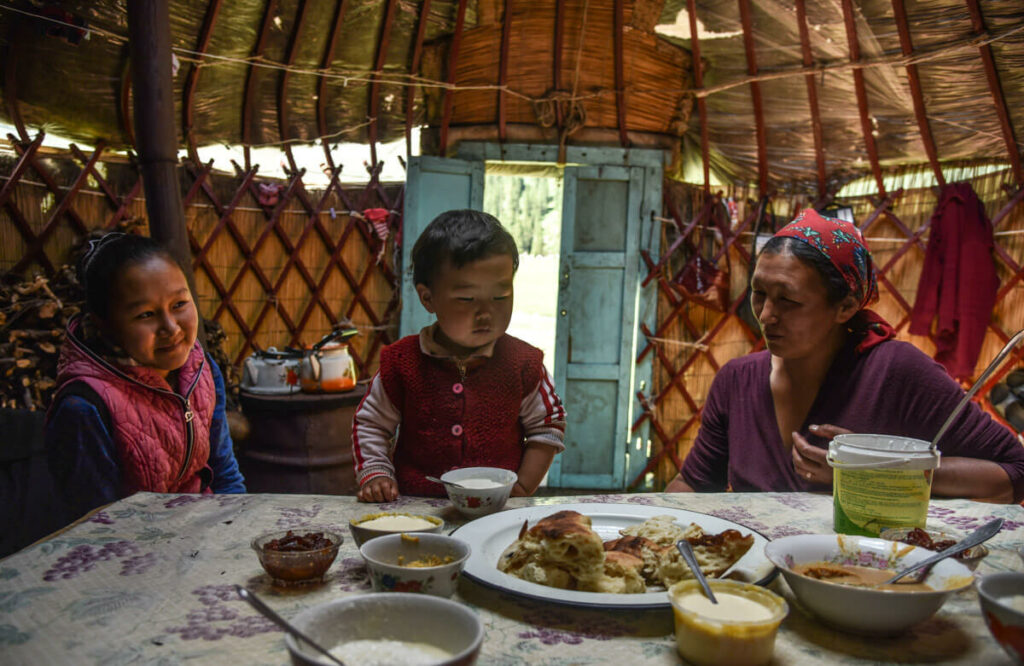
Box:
<box><xmin>357</xmin><ymin>477</ymin><xmax>398</xmax><ymax>503</ymax></box>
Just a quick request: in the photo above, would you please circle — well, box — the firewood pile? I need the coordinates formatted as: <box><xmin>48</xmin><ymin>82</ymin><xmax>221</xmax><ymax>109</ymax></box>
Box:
<box><xmin>0</xmin><ymin>269</ymin><xmax>82</xmax><ymax>410</ymax></box>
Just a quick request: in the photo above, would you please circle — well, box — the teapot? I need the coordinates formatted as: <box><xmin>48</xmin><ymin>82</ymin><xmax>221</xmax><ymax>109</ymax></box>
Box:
<box><xmin>299</xmin><ymin>328</ymin><xmax>359</xmax><ymax>393</ymax></box>
<box><xmin>241</xmin><ymin>347</ymin><xmax>304</xmax><ymax>394</ymax></box>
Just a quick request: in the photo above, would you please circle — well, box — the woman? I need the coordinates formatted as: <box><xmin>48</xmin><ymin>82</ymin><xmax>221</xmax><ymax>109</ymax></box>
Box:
<box><xmin>666</xmin><ymin>209</ymin><xmax>1024</xmax><ymax>503</ymax></box>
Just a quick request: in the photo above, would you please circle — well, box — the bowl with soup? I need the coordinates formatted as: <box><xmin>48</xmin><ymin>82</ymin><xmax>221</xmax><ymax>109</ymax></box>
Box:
<box><xmin>977</xmin><ymin>572</ymin><xmax>1024</xmax><ymax>664</ymax></box>
<box><xmin>440</xmin><ymin>466</ymin><xmax>517</xmax><ymax>517</ymax></box>
<box><xmin>668</xmin><ymin>579</ymin><xmax>788</xmax><ymax>666</ymax></box>
<box><xmin>285</xmin><ymin>592</ymin><xmax>483</xmax><ymax>665</ymax></box>
<box><xmin>764</xmin><ymin>533</ymin><xmax>975</xmax><ymax>635</ymax></box>
<box><xmin>349</xmin><ymin>512</ymin><xmax>445</xmax><ymax>547</ymax></box>
<box><xmin>360</xmin><ymin>533</ymin><xmax>472</xmax><ymax>598</ymax></box>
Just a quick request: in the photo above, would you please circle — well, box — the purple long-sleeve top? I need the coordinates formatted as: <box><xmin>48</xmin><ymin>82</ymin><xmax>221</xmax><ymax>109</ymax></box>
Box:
<box><xmin>681</xmin><ymin>339</ymin><xmax>1024</xmax><ymax>502</ymax></box>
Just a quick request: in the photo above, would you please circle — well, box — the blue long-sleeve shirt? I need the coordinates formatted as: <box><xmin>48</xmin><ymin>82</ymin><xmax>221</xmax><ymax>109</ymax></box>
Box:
<box><xmin>45</xmin><ymin>355</ymin><xmax>245</xmax><ymax>519</ymax></box>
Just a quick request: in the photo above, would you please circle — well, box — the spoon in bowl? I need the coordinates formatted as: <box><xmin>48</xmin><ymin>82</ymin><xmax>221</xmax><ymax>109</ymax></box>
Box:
<box><xmin>235</xmin><ymin>585</ymin><xmax>345</xmax><ymax>666</ymax></box>
<box><xmin>676</xmin><ymin>540</ymin><xmax>718</xmax><ymax>604</ymax></box>
<box><xmin>425</xmin><ymin>475</ymin><xmax>466</xmax><ymax>489</ymax></box>
<box><xmin>883</xmin><ymin>518</ymin><xmax>1004</xmax><ymax>585</ymax></box>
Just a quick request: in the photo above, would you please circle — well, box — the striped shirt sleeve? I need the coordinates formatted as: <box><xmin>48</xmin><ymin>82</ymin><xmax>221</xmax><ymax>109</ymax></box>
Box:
<box><xmin>520</xmin><ymin>366</ymin><xmax>566</xmax><ymax>451</ymax></box>
<box><xmin>351</xmin><ymin>371</ymin><xmax>400</xmax><ymax>486</ymax></box>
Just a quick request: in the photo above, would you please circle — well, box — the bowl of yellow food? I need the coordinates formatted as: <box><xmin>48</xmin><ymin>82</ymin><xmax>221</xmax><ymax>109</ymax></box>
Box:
<box><xmin>668</xmin><ymin>579</ymin><xmax>787</xmax><ymax>666</ymax></box>
<box><xmin>348</xmin><ymin>511</ymin><xmax>445</xmax><ymax>548</ymax></box>
<box><xmin>360</xmin><ymin>532</ymin><xmax>472</xmax><ymax>598</ymax></box>
<box><xmin>764</xmin><ymin>533</ymin><xmax>974</xmax><ymax>635</ymax></box>
<box><xmin>285</xmin><ymin>592</ymin><xmax>483</xmax><ymax>665</ymax></box>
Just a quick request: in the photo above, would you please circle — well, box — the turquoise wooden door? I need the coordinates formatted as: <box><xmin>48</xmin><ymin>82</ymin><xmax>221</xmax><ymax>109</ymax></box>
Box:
<box><xmin>546</xmin><ymin>164</ymin><xmax>660</xmax><ymax>489</ymax></box>
<box><xmin>400</xmin><ymin>156</ymin><xmax>484</xmax><ymax>338</ymax></box>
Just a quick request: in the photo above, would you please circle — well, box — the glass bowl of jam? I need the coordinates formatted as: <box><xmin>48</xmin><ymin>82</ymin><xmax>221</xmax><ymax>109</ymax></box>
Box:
<box><xmin>879</xmin><ymin>526</ymin><xmax>988</xmax><ymax>571</ymax></box>
<box><xmin>251</xmin><ymin>528</ymin><xmax>342</xmax><ymax>586</ymax></box>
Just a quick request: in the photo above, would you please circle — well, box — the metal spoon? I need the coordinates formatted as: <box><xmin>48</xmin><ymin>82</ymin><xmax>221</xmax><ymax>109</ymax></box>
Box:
<box><xmin>676</xmin><ymin>540</ymin><xmax>718</xmax><ymax>604</ymax></box>
<box><xmin>235</xmin><ymin>585</ymin><xmax>345</xmax><ymax>666</ymax></box>
<box><xmin>883</xmin><ymin>518</ymin><xmax>1004</xmax><ymax>585</ymax></box>
<box><xmin>931</xmin><ymin>328</ymin><xmax>1024</xmax><ymax>448</ymax></box>
<box><xmin>425</xmin><ymin>475</ymin><xmax>466</xmax><ymax>489</ymax></box>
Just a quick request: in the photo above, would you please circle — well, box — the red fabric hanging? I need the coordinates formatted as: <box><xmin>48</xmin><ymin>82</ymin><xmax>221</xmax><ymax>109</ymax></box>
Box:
<box><xmin>909</xmin><ymin>182</ymin><xmax>999</xmax><ymax>381</ymax></box>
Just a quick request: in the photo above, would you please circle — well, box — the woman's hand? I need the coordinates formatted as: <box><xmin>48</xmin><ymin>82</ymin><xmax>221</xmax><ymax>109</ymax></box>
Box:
<box><xmin>357</xmin><ymin>477</ymin><xmax>398</xmax><ymax>503</ymax></box>
<box><xmin>792</xmin><ymin>423</ymin><xmax>851</xmax><ymax>484</ymax></box>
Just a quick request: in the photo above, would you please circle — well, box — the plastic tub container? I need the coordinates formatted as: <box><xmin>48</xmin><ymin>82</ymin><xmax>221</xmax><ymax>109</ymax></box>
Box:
<box><xmin>827</xmin><ymin>434</ymin><xmax>941</xmax><ymax>537</ymax></box>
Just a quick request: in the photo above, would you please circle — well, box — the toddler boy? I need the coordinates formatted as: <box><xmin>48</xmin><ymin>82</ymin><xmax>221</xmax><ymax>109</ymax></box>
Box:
<box><xmin>353</xmin><ymin>209</ymin><xmax>566</xmax><ymax>502</ymax></box>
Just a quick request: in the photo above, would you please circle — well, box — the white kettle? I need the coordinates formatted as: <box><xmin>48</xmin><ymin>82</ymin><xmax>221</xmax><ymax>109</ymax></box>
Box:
<box><xmin>299</xmin><ymin>328</ymin><xmax>359</xmax><ymax>393</ymax></box>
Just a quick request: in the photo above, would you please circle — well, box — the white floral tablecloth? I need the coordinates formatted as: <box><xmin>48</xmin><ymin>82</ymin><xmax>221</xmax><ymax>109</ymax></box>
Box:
<box><xmin>1</xmin><ymin>491</ymin><xmax>1022</xmax><ymax>665</ymax></box>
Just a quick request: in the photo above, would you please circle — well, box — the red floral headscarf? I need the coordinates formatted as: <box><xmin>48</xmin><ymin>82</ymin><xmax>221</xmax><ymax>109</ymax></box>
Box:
<box><xmin>773</xmin><ymin>209</ymin><xmax>896</xmax><ymax>353</ymax></box>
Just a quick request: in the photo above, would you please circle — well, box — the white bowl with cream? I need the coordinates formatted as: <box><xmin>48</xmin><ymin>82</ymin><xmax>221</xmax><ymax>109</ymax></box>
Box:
<box><xmin>668</xmin><ymin>579</ymin><xmax>787</xmax><ymax>666</ymax></box>
<box><xmin>440</xmin><ymin>467</ymin><xmax>517</xmax><ymax>517</ymax></box>
<box><xmin>349</xmin><ymin>512</ymin><xmax>445</xmax><ymax>547</ymax></box>
<box><xmin>284</xmin><ymin>592</ymin><xmax>483</xmax><ymax>665</ymax></box>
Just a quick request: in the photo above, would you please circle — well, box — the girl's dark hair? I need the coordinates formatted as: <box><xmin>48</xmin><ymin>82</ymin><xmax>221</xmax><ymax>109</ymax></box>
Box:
<box><xmin>760</xmin><ymin>235</ymin><xmax>852</xmax><ymax>305</ymax></box>
<box><xmin>77</xmin><ymin>233</ymin><xmax>182</xmax><ymax>319</ymax></box>
<box><xmin>412</xmin><ymin>209</ymin><xmax>519</xmax><ymax>286</ymax></box>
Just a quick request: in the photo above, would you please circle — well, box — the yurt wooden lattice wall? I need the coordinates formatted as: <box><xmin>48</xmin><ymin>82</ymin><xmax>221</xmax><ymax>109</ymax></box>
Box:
<box><xmin>0</xmin><ymin>135</ymin><xmax>402</xmax><ymax>407</ymax></box>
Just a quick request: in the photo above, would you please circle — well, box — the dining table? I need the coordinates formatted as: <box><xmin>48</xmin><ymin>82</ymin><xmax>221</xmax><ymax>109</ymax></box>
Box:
<box><xmin>1</xmin><ymin>490</ymin><xmax>1022</xmax><ymax>665</ymax></box>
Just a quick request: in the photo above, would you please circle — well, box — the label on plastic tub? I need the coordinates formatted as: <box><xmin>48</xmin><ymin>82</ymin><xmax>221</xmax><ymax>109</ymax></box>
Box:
<box><xmin>833</xmin><ymin>467</ymin><xmax>934</xmax><ymax>536</ymax></box>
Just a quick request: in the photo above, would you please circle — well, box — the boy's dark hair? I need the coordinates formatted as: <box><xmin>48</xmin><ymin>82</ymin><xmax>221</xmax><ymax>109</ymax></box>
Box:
<box><xmin>77</xmin><ymin>232</ymin><xmax>182</xmax><ymax>319</ymax></box>
<box><xmin>411</xmin><ymin>209</ymin><xmax>519</xmax><ymax>286</ymax></box>
<box><xmin>759</xmin><ymin>236</ymin><xmax>852</xmax><ymax>306</ymax></box>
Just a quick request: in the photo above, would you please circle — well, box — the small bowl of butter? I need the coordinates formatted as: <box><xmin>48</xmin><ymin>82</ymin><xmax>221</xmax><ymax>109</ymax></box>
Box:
<box><xmin>668</xmin><ymin>579</ymin><xmax>788</xmax><ymax>666</ymax></box>
<box><xmin>349</xmin><ymin>512</ymin><xmax>445</xmax><ymax>548</ymax></box>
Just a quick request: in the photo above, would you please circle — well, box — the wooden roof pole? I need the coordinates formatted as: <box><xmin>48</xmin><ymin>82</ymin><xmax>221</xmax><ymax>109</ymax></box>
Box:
<box><xmin>278</xmin><ymin>0</ymin><xmax>313</xmax><ymax>174</ymax></box>
<box><xmin>368</xmin><ymin>0</ymin><xmax>400</xmax><ymax>168</ymax></box>
<box><xmin>738</xmin><ymin>0</ymin><xmax>768</xmax><ymax>195</ymax></box>
<box><xmin>795</xmin><ymin>0</ymin><xmax>827</xmax><ymax>197</ymax></box>
<box><xmin>553</xmin><ymin>0</ymin><xmax>566</xmax><ymax>144</ymax></box>
<box><xmin>840</xmin><ymin>0</ymin><xmax>887</xmax><ymax>198</ymax></box>
<box><xmin>4</xmin><ymin>18</ymin><xmax>29</xmax><ymax>143</ymax></box>
<box><xmin>965</xmin><ymin>0</ymin><xmax>1023</xmax><ymax>184</ymax></box>
<box><xmin>613</xmin><ymin>0</ymin><xmax>628</xmax><ymax>147</ymax></box>
<box><xmin>686</xmin><ymin>0</ymin><xmax>710</xmax><ymax>192</ymax></box>
<box><xmin>406</xmin><ymin>0</ymin><xmax>433</xmax><ymax>157</ymax></box>
<box><xmin>439</xmin><ymin>0</ymin><xmax>469</xmax><ymax>157</ymax></box>
<box><xmin>182</xmin><ymin>0</ymin><xmax>224</xmax><ymax>165</ymax></box>
<box><xmin>318</xmin><ymin>0</ymin><xmax>349</xmax><ymax>174</ymax></box>
<box><xmin>126</xmin><ymin>0</ymin><xmax>202</xmax><ymax>337</ymax></box>
<box><xmin>498</xmin><ymin>0</ymin><xmax>512</xmax><ymax>142</ymax></box>
<box><xmin>243</xmin><ymin>0</ymin><xmax>279</xmax><ymax>170</ymax></box>
<box><xmin>891</xmin><ymin>0</ymin><xmax>945</xmax><ymax>187</ymax></box>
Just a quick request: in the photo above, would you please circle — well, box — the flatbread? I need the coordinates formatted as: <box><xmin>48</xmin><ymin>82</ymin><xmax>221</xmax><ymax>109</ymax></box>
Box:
<box><xmin>497</xmin><ymin>510</ymin><xmax>606</xmax><ymax>589</ymax></box>
<box><xmin>497</xmin><ymin>512</ymin><xmax>753</xmax><ymax>594</ymax></box>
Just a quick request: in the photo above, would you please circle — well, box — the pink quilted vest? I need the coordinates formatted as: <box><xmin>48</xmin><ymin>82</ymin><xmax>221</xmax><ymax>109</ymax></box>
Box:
<box><xmin>378</xmin><ymin>334</ymin><xmax>544</xmax><ymax>496</ymax></box>
<box><xmin>52</xmin><ymin>316</ymin><xmax>216</xmax><ymax>495</ymax></box>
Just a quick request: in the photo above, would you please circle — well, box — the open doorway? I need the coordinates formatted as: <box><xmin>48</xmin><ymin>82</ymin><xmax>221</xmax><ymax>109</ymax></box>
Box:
<box><xmin>483</xmin><ymin>163</ymin><xmax>563</xmax><ymax>375</ymax></box>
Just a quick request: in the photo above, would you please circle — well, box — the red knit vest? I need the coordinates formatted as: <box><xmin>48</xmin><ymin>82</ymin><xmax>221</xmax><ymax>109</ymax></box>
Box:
<box><xmin>379</xmin><ymin>334</ymin><xmax>544</xmax><ymax>496</ymax></box>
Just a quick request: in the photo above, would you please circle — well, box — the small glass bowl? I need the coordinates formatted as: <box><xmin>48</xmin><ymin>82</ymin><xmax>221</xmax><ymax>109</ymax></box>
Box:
<box><xmin>878</xmin><ymin>526</ymin><xmax>988</xmax><ymax>571</ymax></box>
<box><xmin>251</xmin><ymin>528</ymin><xmax>342</xmax><ymax>586</ymax></box>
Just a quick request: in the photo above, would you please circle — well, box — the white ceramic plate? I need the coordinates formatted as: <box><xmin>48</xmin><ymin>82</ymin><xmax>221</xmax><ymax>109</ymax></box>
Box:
<box><xmin>451</xmin><ymin>503</ymin><xmax>776</xmax><ymax>609</ymax></box>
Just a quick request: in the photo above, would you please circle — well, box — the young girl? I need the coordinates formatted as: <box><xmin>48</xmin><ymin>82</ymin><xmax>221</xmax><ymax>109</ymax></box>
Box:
<box><xmin>45</xmin><ymin>233</ymin><xmax>245</xmax><ymax>519</ymax></box>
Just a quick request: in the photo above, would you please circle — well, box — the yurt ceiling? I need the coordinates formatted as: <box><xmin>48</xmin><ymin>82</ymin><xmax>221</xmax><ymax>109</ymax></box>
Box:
<box><xmin>1</xmin><ymin>0</ymin><xmax>1022</xmax><ymax>193</ymax></box>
